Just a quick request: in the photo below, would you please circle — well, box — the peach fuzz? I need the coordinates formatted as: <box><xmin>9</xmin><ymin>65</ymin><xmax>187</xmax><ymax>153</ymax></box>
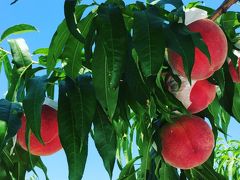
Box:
<box><xmin>168</xmin><ymin>19</ymin><xmax>227</xmax><ymax>80</ymax></box>
<box><xmin>17</xmin><ymin>104</ymin><xmax>62</xmax><ymax>156</ymax></box>
<box><xmin>160</xmin><ymin>115</ymin><xmax>214</xmax><ymax>169</ymax></box>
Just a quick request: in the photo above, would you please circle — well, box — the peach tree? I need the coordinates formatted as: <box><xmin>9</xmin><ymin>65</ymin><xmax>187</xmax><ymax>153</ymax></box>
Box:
<box><xmin>0</xmin><ymin>0</ymin><xmax>240</xmax><ymax>179</ymax></box>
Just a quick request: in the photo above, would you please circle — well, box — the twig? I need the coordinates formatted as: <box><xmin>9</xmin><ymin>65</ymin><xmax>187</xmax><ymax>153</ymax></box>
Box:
<box><xmin>10</xmin><ymin>0</ymin><xmax>18</xmax><ymax>5</ymax></box>
<box><xmin>210</xmin><ymin>0</ymin><xmax>238</xmax><ymax>21</ymax></box>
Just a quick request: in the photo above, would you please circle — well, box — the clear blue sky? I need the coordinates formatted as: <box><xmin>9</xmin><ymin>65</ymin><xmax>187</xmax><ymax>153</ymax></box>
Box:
<box><xmin>0</xmin><ymin>0</ymin><xmax>239</xmax><ymax>180</ymax></box>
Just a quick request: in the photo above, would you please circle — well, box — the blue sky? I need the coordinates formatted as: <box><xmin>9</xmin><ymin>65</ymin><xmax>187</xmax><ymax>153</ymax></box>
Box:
<box><xmin>0</xmin><ymin>0</ymin><xmax>240</xmax><ymax>180</ymax></box>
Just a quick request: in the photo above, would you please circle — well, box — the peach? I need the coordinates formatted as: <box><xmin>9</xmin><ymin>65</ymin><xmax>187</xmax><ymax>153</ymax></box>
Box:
<box><xmin>167</xmin><ymin>76</ymin><xmax>216</xmax><ymax>114</ymax></box>
<box><xmin>160</xmin><ymin>115</ymin><xmax>214</xmax><ymax>169</ymax></box>
<box><xmin>17</xmin><ymin>98</ymin><xmax>62</xmax><ymax>156</ymax></box>
<box><xmin>228</xmin><ymin>58</ymin><xmax>240</xmax><ymax>83</ymax></box>
<box><xmin>168</xmin><ymin>19</ymin><xmax>228</xmax><ymax>80</ymax></box>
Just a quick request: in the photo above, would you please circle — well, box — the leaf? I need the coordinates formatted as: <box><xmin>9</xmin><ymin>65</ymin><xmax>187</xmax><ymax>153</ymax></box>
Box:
<box><xmin>159</xmin><ymin>162</ymin><xmax>179</xmax><ymax>180</ymax></box>
<box><xmin>92</xmin><ymin>35</ymin><xmax>119</xmax><ymax>119</ymax></box>
<box><xmin>0</xmin><ymin>120</ymin><xmax>7</xmax><ymax>147</ymax></box>
<box><xmin>133</xmin><ymin>7</ymin><xmax>165</xmax><ymax>77</ymax></box>
<box><xmin>64</xmin><ymin>0</ymin><xmax>85</xmax><ymax>43</ymax></box>
<box><xmin>232</xmin><ymin>83</ymin><xmax>240</xmax><ymax>123</ymax></box>
<box><xmin>220</xmin><ymin>12</ymin><xmax>240</xmax><ymax>41</ymax></box>
<box><xmin>192</xmin><ymin>161</ymin><xmax>225</xmax><ymax>180</ymax></box>
<box><xmin>84</xmin><ymin>17</ymin><xmax>96</xmax><ymax>62</ymax></box>
<box><xmin>118</xmin><ymin>156</ymin><xmax>141</xmax><ymax>180</ymax></box>
<box><xmin>6</xmin><ymin>38</ymin><xmax>33</xmax><ymax>101</ymax></box>
<box><xmin>0</xmin><ymin>99</ymin><xmax>22</xmax><ymax>148</ymax></box>
<box><xmin>165</xmin><ymin>23</ymin><xmax>195</xmax><ymax>82</ymax></box>
<box><xmin>62</xmin><ymin>12</ymin><xmax>95</xmax><ymax>80</ymax></box>
<box><xmin>58</xmin><ymin>73</ymin><xmax>96</xmax><ymax>180</ymax></box>
<box><xmin>47</xmin><ymin>5</ymin><xmax>89</xmax><ymax>73</ymax></box>
<box><xmin>7</xmin><ymin>38</ymin><xmax>32</xmax><ymax>68</ymax></box>
<box><xmin>219</xmin><ymin>63</ymin><xmax>234</xmax><ymax>116</ymax></box>
<box><xmin>2</xmin><ymin>55</ymin><xmax>13</xmax><ymax>88</ymax></box>
<box><xmin>1</xmin><ymin>24</ymin><xmax>37</xmax><ymax>41</ymax></box>
<box><xmin>95</xmin><ymin>3</ymin><xmax>128</xmax><ymax>88</ymax></box>
<box><xmin>154</xmin><ymin>0</ymin><xmax>183</xmax><ymax>8</ymax></box>
<box><xmin>22</xmin><ymin>76</ymin><xmax>48</xmax><ymax>143</ymax></box>
<box><xmin>93</xmin><ymin>104</ymin><xmax>117</xmax><ymax>178</ymax></box>
<box><xmin>33</xmin><ymin>48</ymin><xmax>49</xmax><ymax>55</ymax></box>
<box><xmin>124</xmin><ymin>47</ymin><xmax>149</xmax><ymax>107</ymax></box>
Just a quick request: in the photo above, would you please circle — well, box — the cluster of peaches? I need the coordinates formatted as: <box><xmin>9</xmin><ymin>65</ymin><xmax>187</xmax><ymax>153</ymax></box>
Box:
<box><xmin>161</xmin><ymin>16</ymin><xmax>240</xmax><ymax>169</ymax></box>
<box><xmin>16</xmin><ymin>11</ymin><xmax>240</xmax><ymax>172</ymax></box>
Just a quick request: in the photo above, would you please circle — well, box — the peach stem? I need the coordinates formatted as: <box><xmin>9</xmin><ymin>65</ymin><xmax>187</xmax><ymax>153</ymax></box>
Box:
<box><xmin>210</xmin><ymin>0</ymin><xmax>238</xmax><ymax>21</ymax></box>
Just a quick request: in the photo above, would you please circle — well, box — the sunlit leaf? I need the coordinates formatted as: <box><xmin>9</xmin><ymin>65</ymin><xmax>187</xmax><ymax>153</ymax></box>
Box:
<box><xmin>1</xmin><ymin>24</ymin><xmax>37</xmax><ymax>42</ymax></box>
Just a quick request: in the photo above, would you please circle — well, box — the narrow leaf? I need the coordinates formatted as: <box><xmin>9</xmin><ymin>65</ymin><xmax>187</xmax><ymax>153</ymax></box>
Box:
<box><xmin>93</xmin><ymin>104</ymin><xmax>117</xmax><ymax>178</ymax></box>
<box><xmin>47</xmin><ymin>5</ymin><xmax>89</xmax><ymax>73</ymax></box>
<box><xmin>58</xmin><ymin>73</ymin><xmax>96</xmax><ymax>180</ymax></box>
<box><xmin>118</xmin><ymin>156</ymin><xmax>141</xmax><ymax>180</ymax></box>
<box><xmin>133</xmin><ymin>7</ymin><xmax>165</xmax><ymax>77</ymax></box>
<box><xmin>22</xmin><ymin>76</ymin><xmax>48</xmax><ymax>143</ymax></box>
<box><xmin>62</xmin><ymin>12</ymin><xmax>95</xmax><ymax>80</ymax></box>
<box><xmin>1</xmin><ymin>24</ymin><xmax>37</xmax><ymax>41</ymax></box>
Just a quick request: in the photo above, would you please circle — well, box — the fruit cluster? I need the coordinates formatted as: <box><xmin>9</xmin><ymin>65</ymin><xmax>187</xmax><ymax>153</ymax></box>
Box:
<box><xmin>160</xmin><ymin>10</ymin><xmax>239</xmax><ymax>169</ymax></box>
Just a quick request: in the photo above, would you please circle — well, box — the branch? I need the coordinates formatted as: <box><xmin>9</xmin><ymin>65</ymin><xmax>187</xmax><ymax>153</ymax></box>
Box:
<box><xmin>10</xmin><ymin>0</ymin><xmax>18</xmax><ymax>5</ymax></box>
<box><xmin>210</xmin><ymin>0</ymin><xmax>238</xmax><ymax>21</ymax></box>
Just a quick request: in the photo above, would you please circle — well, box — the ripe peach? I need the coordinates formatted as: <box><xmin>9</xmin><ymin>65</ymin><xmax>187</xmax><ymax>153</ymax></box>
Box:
<box><xmin>168</xmin><ymin>19</ymin><xmax>228</xmax><ymax>80</ymax></box>
<box><xmin>167</xmin><ymin>76</ymin><xmax>216</xmax><ymax>114</ymax></box>
<box><xmin>228</xmin><ymin>58</ymin><xmax>240</xmax><ymax>83</ymax></box>
<box><xmin>160</xmin><ymin>115</ymin><xmax>214</xmax><ymax>169</ymax></box>
<box><xmin>17</xmin><ymin>98</ymin><xmax>62</xmax><ymax>156</ymax></box>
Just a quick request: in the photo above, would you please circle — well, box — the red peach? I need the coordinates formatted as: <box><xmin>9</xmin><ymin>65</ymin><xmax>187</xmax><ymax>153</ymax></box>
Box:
<box><xmin>17</xmin><ymin>100</ymin><xmax>62</xmax><ymax>156</ymax></box>
<box><xmin>168</xmin><ymin>19</ymin><xmax>228</xmax><ymax>80</ymax></box>
<box><xmin>228</xmin><ymin>58</ymin><xmax>240</xmax><ymax>83</ymax></box>
<box><xmin>167</xmin><ymin>76</ymin><xmax>216</xmax><ymax>114</ymax></box>
<box><xmin>160</xmin><ymin>115</ymin><xmax>214</xmax><ymax>169</ymax></box>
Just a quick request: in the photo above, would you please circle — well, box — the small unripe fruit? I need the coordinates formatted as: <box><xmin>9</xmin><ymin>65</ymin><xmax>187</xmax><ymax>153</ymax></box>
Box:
<box><xmin>160</xmin><ymin>115</ymin><xmax>214</xmax><ymax>169</ymax></box>
<box><xmin>169</xmin><ymin>19</ymin><xmax>228</xmax><ymax>80</ymax></box>
<box><xmin>167</xmin><ymin>76</ymin><xmax>216</xmax><ymax>114</ymax></box>
<box><xmin>228</xmin><ymin>58</ymin><xmax>240</xmax><ymax>83</ymax></box>
<box><xmin>17</xmin><ymin>98</ymin><xmax>62</xmax><ymax>156</ymax></box>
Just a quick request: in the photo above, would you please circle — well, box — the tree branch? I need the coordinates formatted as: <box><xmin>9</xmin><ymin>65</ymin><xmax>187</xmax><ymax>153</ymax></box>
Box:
<box><xmin>210</xmin><ymin>0</ymin><xmax>238</xmax><ymax>21</ymax></box>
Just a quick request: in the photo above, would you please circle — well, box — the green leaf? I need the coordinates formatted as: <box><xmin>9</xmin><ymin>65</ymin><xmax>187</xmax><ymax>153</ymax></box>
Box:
<box><xmin>62</xmin><ymin>12</ymin><xmax>95</xmax><ymax>80</ymax></box>
<box><xmin>2</xmin><ymin>55</ymin><xmax>12</xmax><ymax>88</ymax></box>
<box><xmin>33</xmin><ymin>48</ymin><xmax>49</xmax><ymax>55</ymax></box>
<box><xmin>220</xmin><ymin>12</ymin><xmax>240</xmax><ymax>41</ymax></box>
<box><xmin>133</xmin><ymin>7</ymin><xmax>165</xmax><ymax>77</ymax></box>
<box><xmin>58</xmin><ymin>73</ymin><xmax>96</xmax><ymax>180</ymax></box>
<box><xmin>64</xmin><ymin>0</ymin><xmax>85</xmax><ymax>43</ymax></box>
<box><xmin>93</xmin><ymin>104</ymin><xmax>117</xmax><ymax>178</ymax></box>
<box><xmin>159</xmin><ymin>162</ymin><xmax>179</xmax><ymax>180</ymax></box>
<box><xmin>92</xmin><ymin>36</ymin><xmax>119</xmax><ymax>119</ymax></box>
<box><xmin>47</xmin><ymin>5</ymin><xmax>89</xmax><ymax>73</ymax></box>
<box><xmin>233</xmin><ymin>83</ymin><xmax>240</xmax><ymax>123</ymax></box>
<box><xmin>124</xmin><ymin>48</ymin><xmax>149</xmax><ymax>107</ymax></box>
<box><xmin>155</xmin><ymin>0</ymin><xmax>183</xmax><ymax>8</ymax></box>
<box><xmin>0</xmin><ymin>120</ymin><xmax>7</xmax><ymax>147</ymax></box>
<box><xmin>0</xmin><ymin>99</ymin><xmax>22</xmax><ymax>148</ymax></box>
<box><xmin>7</xmin><ymin>38</ymin><xmax>33</xmax><ymax>68</ymax></box>
<box><xmin>165</xmin><ymin>23</ymin><xmax>195</xmax><ymax>82</ymax></box>
<box><xmin>219</xmin><ymin>63</ymin><xmax>234</xmax><ymax>116</ymax></box>
<box><xmin>190</xmin><ymin>161</ymin><xmax>225</xmax><ymax>180</ymax></box>
<box><xmin>95</xmin><ymin>3</ymin><xmax>128</xmax><ymax>88</ymax></box>
<box><xmin>118</xmin><ymin>156</ymin><xmax>141</xmax><ymax>180</ymax></box>
<box><xmin>22</xmin><ymin>76</ymin><xmax>48</xmax><ymax>144</ymax></box>
<box><xmin>1</xmin><ymin>24</ymin><xmax>37</xmax><ymax>41</ymax></box>
<box><xmin>84</xmin><ymin>17</ymin><xmax>96</xmax><ymax>62</ymax></box>
<box><xmin>6</xmin><ymin>38</ymin><xmax>33</xmax><ymax>101</ymax></box>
